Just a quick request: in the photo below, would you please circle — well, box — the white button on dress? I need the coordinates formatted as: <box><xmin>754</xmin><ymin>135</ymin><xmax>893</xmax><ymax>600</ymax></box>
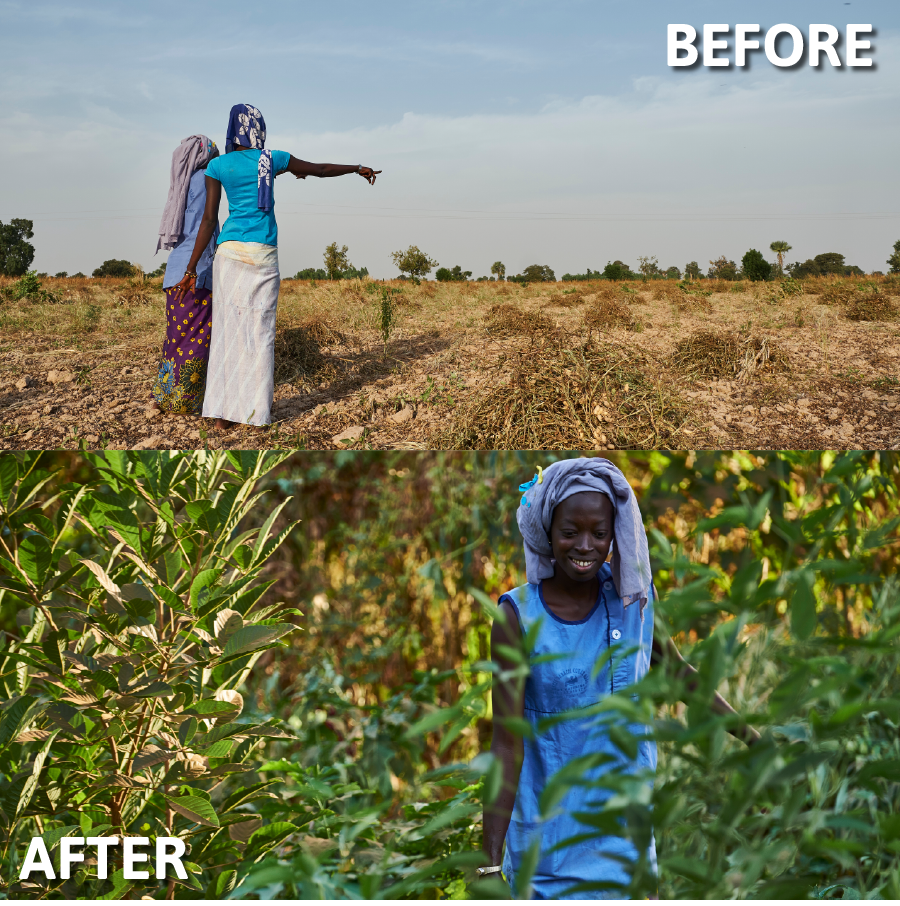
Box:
<box><xmin>603</xmin><ymin>581</ymin><xmax>613</xmax><ymax>591</ymax></box>
<box><xmin>611</xmin><ymin>628</ymin><xmax>622</xmax><ymax>640</ymax></box>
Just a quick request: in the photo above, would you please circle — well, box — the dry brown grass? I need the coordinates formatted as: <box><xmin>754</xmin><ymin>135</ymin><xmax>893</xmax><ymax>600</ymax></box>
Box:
<box><xmin>671</xmin><ymin>330</ymin><xmax>786</xmax><ymax>382</ymax></box>
<box><xmin>433</xmin><ymin>335</ymin><xmax>689</xmax><ymax>449</ymax></box>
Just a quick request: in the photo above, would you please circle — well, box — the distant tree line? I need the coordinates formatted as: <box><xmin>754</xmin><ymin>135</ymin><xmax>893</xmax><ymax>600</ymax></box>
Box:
<box><xmin>7</xmin><ymin>225</ymin><xmax>900</xmax><ymax>285</ymax></box>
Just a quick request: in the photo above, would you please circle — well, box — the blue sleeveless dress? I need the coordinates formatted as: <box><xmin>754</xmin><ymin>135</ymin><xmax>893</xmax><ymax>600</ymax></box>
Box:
<box><xmin>498</xmin><ymin>563</ymin><xmax>657</xmax><ymax>900</ymax></box>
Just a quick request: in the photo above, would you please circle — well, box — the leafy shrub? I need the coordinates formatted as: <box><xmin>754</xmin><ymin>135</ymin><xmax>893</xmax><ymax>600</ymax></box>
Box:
<box><xmin>742</xmin><ymin>248</ymin><xmax>773</xmax><ymax>282</ymax></box>
<box><xmin>436</xmin><ymin>266</ymin><xmax>472</xmax><ymax>282</ymax></box>
<box><xmin>92</xmin><ymin>260</ymin><xmax>136</xmax><ymax>278</ymax></box>
<box><xmin>0</xmin><ymin>220</ymin><xmax>36</xmax><ymax>277</ymax></box>
<box><xmin>0</xmin><ymin>451</ymin><xmax>302</xmax><ymax>898</ymax></box>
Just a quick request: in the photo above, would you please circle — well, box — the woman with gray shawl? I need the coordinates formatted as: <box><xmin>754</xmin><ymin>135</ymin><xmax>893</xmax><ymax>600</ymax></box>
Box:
<box><xmin>481</xmin><ymin>457</ymin><xmax>759</xmax><ymax>899</ymax></box>
<box><xmin>151</xmin><ymin>135</ymin><xmax>220</xmax><ymax>415</ymax></box>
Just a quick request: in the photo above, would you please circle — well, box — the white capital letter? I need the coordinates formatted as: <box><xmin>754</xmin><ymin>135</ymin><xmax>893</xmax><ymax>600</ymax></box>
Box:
<box><xmin>735</xmin><ymin>24</ymin><xmax>761</xmax><ymax>67</ymax></box>
<box><xmin>809</xmin><ymin>24</ymin><xmax>841</xmax><ymax>67</ymax></box>
<box><xmin>60</xmin><ymin>837</ymin><xmax>85</xmax><ymax>880</ymax></box>
<box><xmin>847</xmin><ymin>24</ymin><xmax>873</xmax><ymax>67</ymax></box>
<box><xmin>765</xmin><ymin>24</ymin><xmax>804</xmax><ymax>67</ymax></box>
<box><xmin>704</xmin><ymin>24</ymin><xmax>730</xmax><ymax>67</ymax></box>
<box><xmin>668</xmin><ymin>24</ymin><xmax>698</xmax><ymax>67</ymax></box>
<box><xmin>20</xmin><ymin>837</ymin><xmax>55</xmax><ymax>881</ymax></box>
<box><xmin>156</xmin><ymin>837</ymin><xmax>188</xmax><ymax>880</ymax></box>
<box><xmin>123</xmin><ymin>837</ymin><xmax>150</xmax><ymax>880</ymax></box>
<box><xmin>87</xmin><ymin>836</ymin><xmax>120</xmax><ymax>881</ymax></box>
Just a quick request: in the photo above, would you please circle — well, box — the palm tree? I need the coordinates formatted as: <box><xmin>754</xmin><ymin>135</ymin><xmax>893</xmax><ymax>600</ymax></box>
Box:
<box><xmin>770</xmin><ymin>241</ymin><xmax>792</xmax><ymax>276</ymax></box>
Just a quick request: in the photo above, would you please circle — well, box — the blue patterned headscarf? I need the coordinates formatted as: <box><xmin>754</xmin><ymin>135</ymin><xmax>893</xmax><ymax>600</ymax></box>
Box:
<box><xmin>225</xmin><ymin>104</ymin><xmax>274</xmax><ymax>211</ymax></box>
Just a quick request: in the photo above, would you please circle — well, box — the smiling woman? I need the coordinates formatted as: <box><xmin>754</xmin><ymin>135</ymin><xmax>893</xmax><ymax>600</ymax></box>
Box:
<box><xmin>483</xmin><ymin>457</ymin><xmax>758</xmax><ymax>900</ymax></box>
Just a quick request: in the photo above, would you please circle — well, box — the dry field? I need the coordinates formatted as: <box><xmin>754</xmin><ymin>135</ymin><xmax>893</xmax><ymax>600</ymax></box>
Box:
<box><xmin>1</xmin><ymin>273</ymin><xmax>899</xmax><ymax>451</ymax></box>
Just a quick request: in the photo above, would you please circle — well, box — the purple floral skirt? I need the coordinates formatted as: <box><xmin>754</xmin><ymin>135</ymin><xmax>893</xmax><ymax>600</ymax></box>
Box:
<box><xmin>152</xmin><ymin>285</ymin><xmax>212</xmax><ymax>415</ymax></box>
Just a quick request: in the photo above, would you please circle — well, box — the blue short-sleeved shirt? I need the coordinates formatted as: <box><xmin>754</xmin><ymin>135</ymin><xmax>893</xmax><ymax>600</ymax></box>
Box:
<box><xmin>162</xmin><ymin>168</ymin><xmax>219</xmax><ymax>290</ymax></box>
<box><xmin>206</xmin><ymin>149</ymin><xmax>291</xmax><ymax>247</ymax></box>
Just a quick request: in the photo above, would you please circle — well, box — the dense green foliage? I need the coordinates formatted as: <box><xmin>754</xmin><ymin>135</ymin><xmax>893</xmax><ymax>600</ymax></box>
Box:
<box><xmin>0</xmin><ymin>220</ymin><xmax>36</xmax><ymax>278</ymax></box>
<box><xmin>886</xmin><ymin>240</ymin><xmax>900</xmax><ymax>275</ymax></box>
<box><xmin>741</xmin><ymin>249</ymin><xmax>773</xmax><ymax>282</ymax></box>
<box><xmin>510</xmin><ymin>264</ymin><xmax>556</xmax><ymax>284</ymax></box>
<box><xmin>92</xmin><ymin>260</ymin><xmax>136</xmax><ymax>279</ymax></box>
<box><xmin>788</xmin><ymin>253</ymin><xmax>865</xmax><ymax>279</ymax></box>
<box><xmin>1</xmin><ymin>451</ymin><xmax>899</xmax><ymax>899</ymax></box>
<box><xmin>436</xmin><ymin>266</ymin><xmax>473</xmax><ymax>283</ymax></box>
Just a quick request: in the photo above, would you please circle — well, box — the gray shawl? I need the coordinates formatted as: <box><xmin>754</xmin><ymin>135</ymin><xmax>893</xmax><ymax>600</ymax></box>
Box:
<box><xmin>156</xmin><ymin>135</ymin><xmax>218</xmax><ymax>253</ymax></box>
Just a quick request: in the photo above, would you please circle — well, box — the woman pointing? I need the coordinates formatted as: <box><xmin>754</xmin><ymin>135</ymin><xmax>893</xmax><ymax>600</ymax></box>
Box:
<box><xmin>172</xmin><ymin>103</ymin><xmax>380</xmax><ymax>431</ymax></box>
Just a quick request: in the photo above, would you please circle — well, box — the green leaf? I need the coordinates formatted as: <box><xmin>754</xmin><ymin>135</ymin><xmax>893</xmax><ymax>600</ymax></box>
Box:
<box><xmin>183</xmin><ymin>699</ymin><xmax>238</xmax><ymax>717</ymax></box>
<box><xmin>0</xmin><ymin>695</ymin><xmax>37</xmax><ymax>749</ymax></box>
<box><xmin>222</xmin><ymin>623</ymin><xmax>293</xmax><ymax>658</ymax></box>
<box><xmin>132</xmin><ymin>681</ymin><xmax>173</xmax><ymax>698</ymax></box>
<box><xmin>0</xmin><ymin>456</ymin><xmax>17</xmax><ymax>500</ymax></box>
<box><xmin>16</xmin><ymin>730</ymin><xmax>59</xmax><ymax>817</ymax></box>
<box><xmin>41</xmin><ymin>630</ymin><xmax>66</xmax><ymax>675</ymax></box>
<box><xmin>244</xmin><ymin>822</ymin><xmax>299</xmax><ymax>861</ymax></box>
<box><xmin>190</xmin><ymin>569</ymin><xmax>223</xmax><ymax>613</ymax></box>
<box><xmin>18</xmin><ymin>534</ymin><xmax>52</xmax><ymax>586</ymax></box>
<box><xmin>165</xmin><ymin>794</ymin><xmax>220</xmax><ymax>827</ymax></box>
<box><xmin>791</xmin><ymin>572</ymin><xmax>817</xmax><ymax>640</ymax></box>
<box><xmin>179</xmin><ymin>716</ymin><xmax>198</xmax><ymax>746</ymax></box>
<box><xmin>206</xmin><ymin>869</ymin><xmax>237</xmax><ymax>898</ymax></box>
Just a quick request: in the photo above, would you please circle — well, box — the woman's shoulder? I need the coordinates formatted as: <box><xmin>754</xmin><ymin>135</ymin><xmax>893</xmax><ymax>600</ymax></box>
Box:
<box><xmin>498</xmin><ymin>582</ymin><xmax>540</xmax><ymax>611</ymax></box>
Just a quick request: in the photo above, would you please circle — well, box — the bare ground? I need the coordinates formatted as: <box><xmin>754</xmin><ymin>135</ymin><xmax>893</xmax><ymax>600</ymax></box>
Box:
<box><xmin>1</xmin><ymin>274</ymin><xmax>898</xmax><ymax>451</ymax></box>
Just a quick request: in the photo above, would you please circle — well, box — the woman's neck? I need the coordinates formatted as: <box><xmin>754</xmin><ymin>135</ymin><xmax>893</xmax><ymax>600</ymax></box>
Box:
<box><xmin>542</xmin><ymin>572</ymin><xmax>599</xmax><ymax>620</ymax></box>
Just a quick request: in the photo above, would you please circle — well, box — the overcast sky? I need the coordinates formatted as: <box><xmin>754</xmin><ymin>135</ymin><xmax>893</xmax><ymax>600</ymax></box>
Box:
<box><xmin>2</xmin><ymin>0</ymin><xmax>898</xmax><ymax>278</ymax></box>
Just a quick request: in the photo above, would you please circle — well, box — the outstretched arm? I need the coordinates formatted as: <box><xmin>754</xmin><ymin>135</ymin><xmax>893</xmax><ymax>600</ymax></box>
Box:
<box><xmin>171</xmin><ymin>176</ymin><xmax>221</xmax><ymax>302</ymax></box>
<box><xmin>651</xmin><ymin>634</ymin><xmax>761</xmax><ymax>747</ymax></box>
<box><xmin>483</xmin><ymin>600</ymin><xmax>526</xmax><ymax>867</ymax></box>
<box><xmin>286</xmin><ymin>156</ymin><xmax>381</xmax><ymax>184</ymax></box>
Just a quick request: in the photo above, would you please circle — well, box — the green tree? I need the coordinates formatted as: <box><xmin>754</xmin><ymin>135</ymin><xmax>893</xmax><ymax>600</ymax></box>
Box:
<box><xmin>0</xmin><ymin>219</ymin><xmax>36</xmax><ymax>277</ymax></box>
<box><xmin>637</xmin><ymin>255</ymin><xmax>662</xmax><ymax>277</ymax></box>
<box><xmin>54</xmin><ymin>271</ymin><xmax>68</xmax><ymax>279</ymax></box>
<box><xmin>323</xmin><ymin>242</ymin><xmax>351</xmax><ymax>280</ymax></box>
<box><xmin>0</xmin><ymin>451</ymin><xmax>301</xmax><ymax>899</ymax></box>
<box><xmin>92</xmin><ymin>259</ymin><xmax>136</xmax><ymax>278</ymax></box>
<box><xmin>741</xmin><ymin>248</ymin><xmax>772</xmax><ymax>281</ymax></box>
<box><xmin>886</xmin><ymin>240</ymin><xmax>900</xmax><ymax>274</ymax></box>
<box><xmin>435</xmin><ymin>265</ymin><xmax>472</xmax><ymax>282</ymax></box>
<box><xmin>684</xmin><ymin>261</ymin><xmax>701</xmax><ymax>281</ymax></box>
<box><xmin>813</xmin><ymin>252</ymin><xmax>847</xmax><ymax>275</ymax></box>
<box><xmin>517</xmin><ymin>264</ymin><xmax>555</xmax><ymax>283</ymax></box>
<box><xmin>769</xmin><ymin>240</ymin><xmax>792</xmax><ymax>275</ymax></box>
<box><xmin>490</xmin><ymin>261</ymin><xmax>506</xmax><ymax>281</ymax></box>
<box><xmin>707</xmin><ymin>256</ymin><xmax>738</xmax><ymax>279</ymax></box>
<box><xmin>391</xmin><ymin>246</ymin><xmax>438</xmax><ymax>283</ymax></box>
<box><xmin>602</xmin><ymin>260</ymin><xmax>632</xmax><ymax>280</ymax></box>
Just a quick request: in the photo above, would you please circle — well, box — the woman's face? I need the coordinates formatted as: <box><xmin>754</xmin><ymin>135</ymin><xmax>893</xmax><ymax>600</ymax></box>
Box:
<box><xmin>549</xmin><ymin>492</ymin><xmax>614</xmax><ymax>584</ymax></box>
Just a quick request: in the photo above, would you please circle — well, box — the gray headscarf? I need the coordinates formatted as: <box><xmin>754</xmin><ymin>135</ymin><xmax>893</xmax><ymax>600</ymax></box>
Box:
<box><xmin>156</xmin><ymin>135</ymin><xmax>219</xmax><ymax>253</ymax></box>
<box><xmin>516</xmin><ymin>457</ymin><xmax>652</xmax><ymax>616</ymax></box>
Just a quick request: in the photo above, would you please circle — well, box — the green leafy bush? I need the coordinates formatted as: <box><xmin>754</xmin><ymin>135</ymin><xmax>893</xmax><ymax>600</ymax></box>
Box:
<box><xmin>0</xmin><ymin>451</ymin><xmax>303</xmax><ymax>898</ymax></box>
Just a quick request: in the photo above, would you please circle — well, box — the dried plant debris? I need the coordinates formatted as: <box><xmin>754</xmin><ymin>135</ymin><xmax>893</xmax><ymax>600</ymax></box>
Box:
<box><xmin>583</xmin><ymin>296</ymin><xmax>635</xmax><ymax>333</ymax></box>
<box><xmin>483</xmin><ymin>302</ymin><xmax>556</xmax><ymax>337</ymax></box>
<box><xmin>273</xmin><ymin>318</ymin><xmax>344</xmax><ymax>387</ymax></box>
<box><xmin>671</xmin><ymin>330</ymin><xmax>786</xmax><ymax>382</ymax></box>
<box><xmin>843</xmin><ymin>294</ymin><xmax>899</xmax><ymax>322</ymax></box>
<box><xmin>434</xmin><ymin>336</ymin><xmax>689</xmax><ymax>449</ymax></box>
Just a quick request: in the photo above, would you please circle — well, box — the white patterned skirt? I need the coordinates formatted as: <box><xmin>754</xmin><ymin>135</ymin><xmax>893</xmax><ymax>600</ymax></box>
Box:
<box><xmin>203</xmin><ymin>241</ymin><xmax>280</xmax><ymax>426</ymax></box>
